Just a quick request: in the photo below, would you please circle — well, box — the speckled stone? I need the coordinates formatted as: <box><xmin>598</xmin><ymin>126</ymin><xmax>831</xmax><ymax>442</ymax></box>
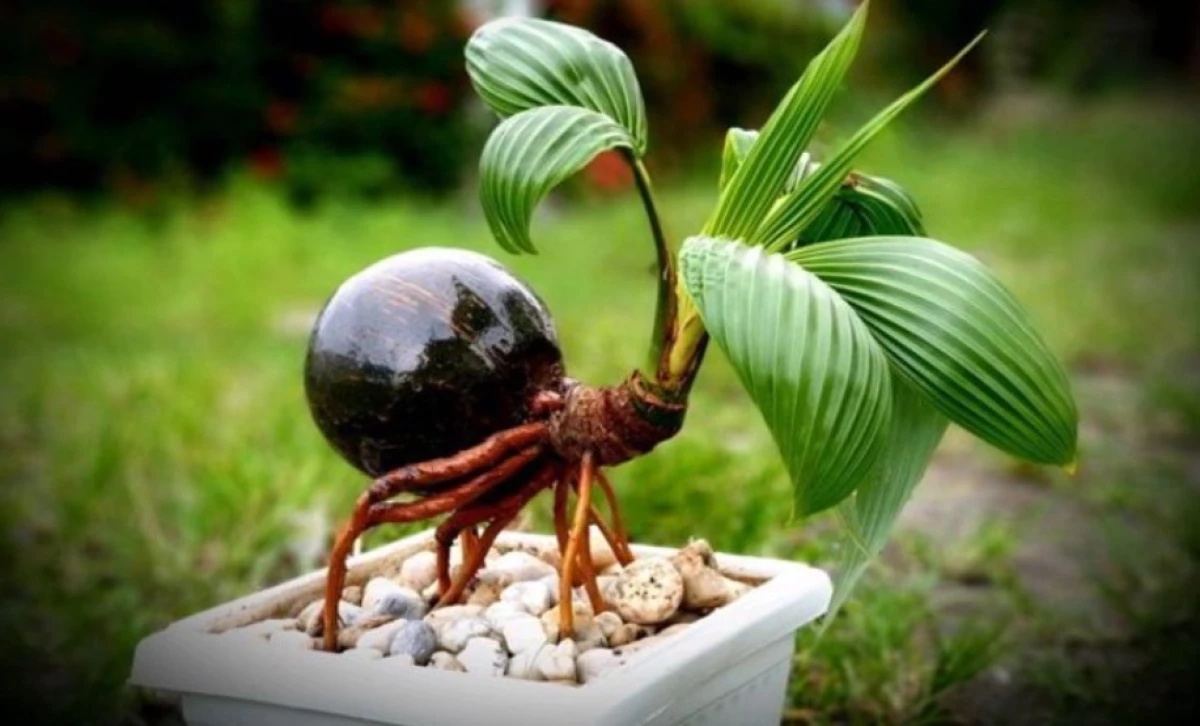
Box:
<box><xmin>611</xmin><ymin>557</ymin><xmax>683</xmax><ymax>625</ymax></box>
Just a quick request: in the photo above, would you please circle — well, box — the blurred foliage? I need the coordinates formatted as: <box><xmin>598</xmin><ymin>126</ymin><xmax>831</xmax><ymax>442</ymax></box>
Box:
<box><xmin>1</xmin><ymin>0</ymin><xmax>1195</xmax><ymax>202</ymax></box>
<box><xmin>545</xmin><ymin>0</ymin><xmax>847</xmax><ymax>163</ymax></box>
<box><xmin>0</xmin><ymin>0</ymin><xmax>475</xmax><ymax>201</ymax></box>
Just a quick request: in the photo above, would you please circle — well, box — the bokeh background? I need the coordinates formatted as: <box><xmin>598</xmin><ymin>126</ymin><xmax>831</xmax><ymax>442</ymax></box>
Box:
<box><xmin>1</xmin><ymin>0</ymin><xmax>1198</xmax><ymax>724</ymax></box>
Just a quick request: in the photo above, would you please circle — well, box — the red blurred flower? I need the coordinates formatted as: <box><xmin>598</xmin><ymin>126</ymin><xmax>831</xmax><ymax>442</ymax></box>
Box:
<box><xmin>585</xmin><ymin>150</ymin><xmax>633</xmax><ymax>193</ymax></box>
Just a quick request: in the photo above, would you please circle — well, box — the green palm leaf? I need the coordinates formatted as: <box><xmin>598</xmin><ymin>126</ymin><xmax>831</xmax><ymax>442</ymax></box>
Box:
<box><xmin>790</xmin><ymin>237</ymin><xmax>1078</xmax><ymax>465</ymax></box>
<box><xmin>480</xmin><ymin>106</ymin><xmax>635</xmax><ymax>254</ymax></box>
<box><xmin>466</xmin><ymin>17</ymin><xmax>648</xmax><ymax>154</ymax></box>
<box><xmin>795</xmin><ymin>172</ymin><xmax>926</xmax><ymax>247</ymax></box>
<box><xmin>826</xmin><ymin>377</ymin><xmax>947</xmax><ymax>624</ymax></box>
<box><xmin>680</xmin><ymin>236</ymin><xmax>893</xmax><ymax>516</ymax></box>
<box><xmin>718</xmin><ymin>127</ymin><xmax>816</xmax><ymax>195</ymax></box>
<box><xmin>705</xmin><ymin>1</ymin><xmax>867</xmax><ymax>240</ymax></box>
<box><xmin>754</xmin><ymin>33</ymin><xmax>984</xmax><ymax>250</ymax></box>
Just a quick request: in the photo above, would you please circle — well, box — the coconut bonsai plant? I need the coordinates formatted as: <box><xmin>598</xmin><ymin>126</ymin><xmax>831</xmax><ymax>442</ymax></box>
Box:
<box><xmin>306</xmin><ymin>0</ymin><xmax>1077</xmax><ymax>653</ymax></box>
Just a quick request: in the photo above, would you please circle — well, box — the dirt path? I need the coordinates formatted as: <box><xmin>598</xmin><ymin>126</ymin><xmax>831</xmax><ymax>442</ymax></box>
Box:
<box><xmin>896</xmin><ymin>368</ymin><xmax>1200</xmax><ymax>724</ymax></box>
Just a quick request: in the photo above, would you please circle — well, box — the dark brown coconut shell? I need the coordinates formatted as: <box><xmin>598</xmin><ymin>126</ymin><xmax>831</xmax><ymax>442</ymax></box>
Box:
<box><xmin>305</xmin><ymin>247</ymin><xmax>563</xmax><ymax>477</ymax></box>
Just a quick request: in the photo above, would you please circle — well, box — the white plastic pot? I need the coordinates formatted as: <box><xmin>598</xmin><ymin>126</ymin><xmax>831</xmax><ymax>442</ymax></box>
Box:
<box><xmin>129</xmin><ymin>529</ymin><xmax>831</xmax><ymax>726</ymax></box>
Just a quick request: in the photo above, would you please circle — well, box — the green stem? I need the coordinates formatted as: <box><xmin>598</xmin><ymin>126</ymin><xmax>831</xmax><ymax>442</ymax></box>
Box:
<box><xmin>624</xmin><ymin>151</ymin><xmax>677</xmax><ymax>380</ymax></box>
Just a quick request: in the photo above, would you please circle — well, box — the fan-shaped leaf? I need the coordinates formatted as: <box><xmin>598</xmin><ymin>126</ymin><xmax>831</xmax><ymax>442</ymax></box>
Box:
<box><xmin>705</xmin><ymin>2</ymin><xmax>867</xmax><ymax>240</ymax></box>
<box><xmin>466</xmin><ymin>17</ymin><xmax>647</xmax><ymax>154</ymax></box>
<box><xmin>480</xmin><ymin>106</ymin><xmax>635</xmax><ymax>254</ymax></box>
<box><xmin>789</xmin><ymin>237</ymin><xmax>1078</xmax><ymax>465</ymax></box>
<box><xmin>680</xmin><ymin>236</ymin><xmax>893</xmax><ymax>516</ymax></box>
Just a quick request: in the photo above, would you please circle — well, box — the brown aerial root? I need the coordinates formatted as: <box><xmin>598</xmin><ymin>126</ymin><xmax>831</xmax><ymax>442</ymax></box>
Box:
<box><xmin>319</xmin><ymin>376</ymin><xmax>679</xmax><ymax>651</ymax></box>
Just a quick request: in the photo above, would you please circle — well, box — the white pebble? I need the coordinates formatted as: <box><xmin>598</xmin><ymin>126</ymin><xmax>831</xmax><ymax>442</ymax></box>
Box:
<box><xmin>593</xmin><ymin>611</ymin><xmax>623</xmax><ymax>640</ymax></box>
<box><xmin>506</xmin><ymin>646</ymin><xmax>547</xmax><ymax>681</ymax></box>
<box><xmin>500</xmin><ymin>581</ymin><xmax>553</xmax><ymax>616</ymax></box>
<box><xmin>355</xmin><ymin>619</ymin><xmax>411</xmax><ymax>653</ymax></box>
<box><xmin>537</xmin><ymin>573</ymin><xmax>560</xmax><ymax>604</ymax></box>
<box><xmin>465</xmin><ymin>580</ymin><xmax>503</xmax><ymax>607</ymax></box>
<box><xmin>398</xmin><ymin>550</ymin><xmax>438</xmax><ymax>591</ymax></box>
<box><xmin>267</xmin><ymin>631</ymin><xmax>314</xmax><ymax>650</ymax></box>
<box><xmin>484</xmin><ymin>601</ymin><xmax>530</xmax><ymax>631</ymax></box>
<box><xmin>361</xmin><ymin>577</ymin><xmax>402</xmax><ymax>612</ymax></box>
<box><xmin>597</xmin><ymin>575</ymin><xmax>621</xmax><ymax>608</ymax></box>
<box><xmin>429</xmin><ymin>651</ymin><xmax>465</xmax><ymax>672</ymax></box>
<box><xmin>608</xmin><ymin>623</ymin><xmax>651</xmax><ymax>648</ymax></box>
<box><xmin>502</xmin><ymin>615</ymin><xmax>548</xmax><ymax>654</ymax></box>
<box><xmin>670</xmin><ymin>545</ymin><xmax>749</xmax><ymax>610</ymax></box>
<box><xmin>458</xmin><ymin>637</ymin><xmax>508</xmax><ymax>677</ymax></box>
<box><xmin>573</xmin><ymin>622</ymin><xmax>607</xmax><ymax>654</ymax></box>
<box><xmin>297</xmin><ymin>599</ymin><xmax>362</xmax><ymax>635</ymax></box>
<box><xmin>438</xmin><ymin>617</ymin><xmax>492</xmax><ymax>653</ymax></box>
<box><xmin>587</xmin><ymin>527</ymin><xmax>618</xmax><ymax>571</ymax></box>
<box><xmin>576</xmin><ymin>648</ymin><xmax>623</xmax><ymax>684</ymax></box>
<box><xmin>536</xmin><ymin>640</ymin><xmax>577</xmax><ymax>682</ymax></box>
<box><xmin>483</xmin><ymin>551</ymin><xmax>555</xmax><ymax>583</ymax></box>
<box><xmin>423</xmin><ymin>604</ymin><xmax>484</xmax><ymax>631</ymax></box>
<box><xmin>612</xmin><ymin>557</ymin><xmax>683</xmax><ymax>625</ymax></box>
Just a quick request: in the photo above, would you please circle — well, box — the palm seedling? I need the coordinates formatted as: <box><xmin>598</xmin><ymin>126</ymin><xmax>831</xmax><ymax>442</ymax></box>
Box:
<box><xmin>307</xmin><ymin>1</ymin><xmax>1078</xmax><ymax>651</ymax></box>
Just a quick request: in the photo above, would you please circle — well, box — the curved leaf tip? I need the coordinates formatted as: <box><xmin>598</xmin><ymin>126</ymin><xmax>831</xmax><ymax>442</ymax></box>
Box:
<box><xmin>466</xmin><ymin>16</ymin><xmax>648</xmax><ymax>155</ymax></box>
<box><xmin>480</xmin><ymin>105</ymin><xmax>635</xmax><ymax>255</ymax></box>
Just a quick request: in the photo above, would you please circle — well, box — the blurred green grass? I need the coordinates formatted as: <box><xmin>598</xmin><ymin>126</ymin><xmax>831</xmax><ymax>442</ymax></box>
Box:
<box><xmin>1</xmin><ymin>93</ymin><xmax>1198</xmax><ymax>724</ymax></box>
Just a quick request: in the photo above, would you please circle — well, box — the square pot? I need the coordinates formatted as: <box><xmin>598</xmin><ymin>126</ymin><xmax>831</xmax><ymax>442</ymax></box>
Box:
<box><xmin>129</xmin><ymin>529</ymin><xmax>831</xmax><ymax>726</ymax></box>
